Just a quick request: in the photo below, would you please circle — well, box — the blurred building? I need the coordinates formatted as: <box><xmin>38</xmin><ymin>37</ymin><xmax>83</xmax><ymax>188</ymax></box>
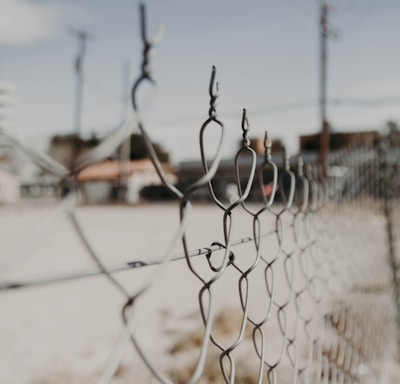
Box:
<box><xmin>299</xmin><ymin>130</ymin><xmax>380</xmax><ymax>152</ymax></box>
<box><xmin>48</xmin><ymin>134</ymin><xmax>99</xmax><ymax>169</ymax></box>
<box><xmin>77</xmin><ymin>158</ymin><xmax>177</xmax><ymax>204</ymax></box>
<box><xmin>0</xmin><ymin>81</ymin><xmax>20</xmax><ymax>203</ymax></box>
<box><xmin>177</xmin><ymin>152</ymin><xmax>293</xmax><ymax>204</ymax></box>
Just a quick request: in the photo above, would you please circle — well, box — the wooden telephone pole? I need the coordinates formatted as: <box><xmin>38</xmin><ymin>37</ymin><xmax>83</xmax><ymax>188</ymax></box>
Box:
<box><xmin>319</xmin><ymin>0</ymin><xmax>330</xmax><ymax>176</ymax></box>
<box><xmin>70</xmin><ymin>28</ymin><xmax>92</xmax><ymax>136</ymax></box>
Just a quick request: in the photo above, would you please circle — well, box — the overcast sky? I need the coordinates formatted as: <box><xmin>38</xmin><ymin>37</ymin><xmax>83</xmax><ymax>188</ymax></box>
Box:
<box><xmin>1</xmin><ymin>0</ymin><xmax>400</xmax><ymax>163</ymax></box>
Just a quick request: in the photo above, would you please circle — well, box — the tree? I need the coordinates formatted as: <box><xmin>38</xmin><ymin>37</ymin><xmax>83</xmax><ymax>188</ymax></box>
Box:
<box><xmin>385</xmin><ymin>120</ymin><xmax>400</xmax><ymax>145</ymax></box>
<box><xmin>49</xmin><ymin>132</ymin><xmax>170</xmax><ymax>168</ymax></box>
<box><xmin>49</xmin><ymin>134</ymin><xmax>100</xmax><ymax>168</ymax></box>
<box><xmin>127</xmin><ymin>133</ymin><xmax>170</xmax><ymax>162</ymax></box>
<box><xmin>386</xmin><ymin>120</ymin><xmax>399</xmax><ymax>134</ymax></box>
<box><xmin>271</xmin><ymin>138</ymin><xmax>285</xmax><ymax>153</ymax></box>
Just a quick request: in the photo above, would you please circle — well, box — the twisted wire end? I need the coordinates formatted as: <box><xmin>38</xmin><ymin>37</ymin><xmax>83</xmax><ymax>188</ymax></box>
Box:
<box><xmin>282</xmin><ymin>146</ymin><xmax>290</xmax><ymax>171</ymax></box>
<box><xmin>208</xmin><ymin>66</ymin><xmax>219</xmax><ymax>118</ymax></box>
<box><xmin>264</xmin><ymin>131</ymin><xmax>272</xmax><ymax>161</ymax></box>
<box><xmin>241</xmin><ymin>108</ymin><xmax>250</xmax><ymax>147</ymax></box>
<box><xmin>298</xmin><ymin>156</ymin><xmax>304</xmax><ymax>176</ymax></box>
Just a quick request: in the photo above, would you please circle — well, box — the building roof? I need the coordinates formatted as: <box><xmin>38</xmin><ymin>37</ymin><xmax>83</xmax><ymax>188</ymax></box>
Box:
<box><xmin>77</xmin><ymin>159</ymin><xmax>175</xmax><ymax>181</ymax></box>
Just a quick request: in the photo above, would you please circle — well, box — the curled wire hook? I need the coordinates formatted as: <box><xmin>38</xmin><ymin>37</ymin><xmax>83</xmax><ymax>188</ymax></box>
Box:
<box><xmin>296</xmin><ymin>156</ymin><xmax>309</xmax><ymax>212</ymax></box>
<box><xmin>265</xmin><ymin>131</ymin><xmax>272</xmax><ymax>162</ymax></box>
<box><xmin>179</xmin><ymin>74</ymin><xmax>232</xmax><ymax>353</ymax></box>
<box><xmin>183</xmin><ymin>66</ymin><xmax>226</xmax><ymax>210</ymax></box>
<box><xmin>131</xmin><ymin>3</ymin><xmax>164</xmax><ymax>112</ymax></box>
<box><xmin>130</xmin><ymin>3</ymin><xmax>182</xmax><ymax>199</ymax></box>
<box><xmin>278</xmin><ymin>146</ymin><xmax>295</xmax><ymax>209</ymax></box>
<box><xmin>208</xmin><ymin>65</ymin><xmax>220</xmax><ymax>119</ymax></box>
<box><xmin>180</xmin><ymin>65</ymin><xmax>227</xmax><ymax>281</ymax></box>
<box><xmin>235</xmin><ymin>109</ymin><xmax>257</xmax><ymax>213</ymax></box>
<box><xmin>258</xmin><ymin>131</ymin><xmax>278</xmax><ymax>209</ymax></box>
<box><xmin>139</xmin><ymin>3</ymin><xmax>152</xmax><ymax>82</ymax></box>
<box><xmin>241</xmin><ymin>108</ymin><xmax>251</xmax><ymax>147</ymax></box>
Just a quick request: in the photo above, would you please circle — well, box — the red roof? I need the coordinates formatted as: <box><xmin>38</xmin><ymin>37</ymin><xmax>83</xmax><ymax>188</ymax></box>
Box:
<box><xmin>77</xmin><ymin>159</ymin><xmax>174</xmax><ymax>181</ymax></box>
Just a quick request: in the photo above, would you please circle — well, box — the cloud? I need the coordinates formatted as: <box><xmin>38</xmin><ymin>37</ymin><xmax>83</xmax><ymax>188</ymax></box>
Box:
<box><xmin>0</xmin><ymin>0</ymin><xmax>61</xmax><ymax>45</ymax></box>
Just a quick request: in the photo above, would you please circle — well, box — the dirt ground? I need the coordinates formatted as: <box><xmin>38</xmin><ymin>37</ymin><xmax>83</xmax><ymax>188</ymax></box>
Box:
<box><xmin>0</xmin><ymin>201</ymin><xmax>399</xmax><ymax>383</ymax></box>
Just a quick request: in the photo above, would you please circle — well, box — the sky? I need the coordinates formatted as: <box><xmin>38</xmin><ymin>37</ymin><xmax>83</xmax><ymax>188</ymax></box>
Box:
<box><xmin>1</xmin><ymin>0</ymin><xmax>400</xmax><ymax>163</ymax></box>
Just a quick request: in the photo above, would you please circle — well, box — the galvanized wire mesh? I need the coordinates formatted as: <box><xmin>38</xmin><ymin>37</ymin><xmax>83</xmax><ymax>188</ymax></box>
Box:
<box><xmin>1</xmin><ymin>4</ymin><xmax>400</xmax><ymax>384</ymax></box>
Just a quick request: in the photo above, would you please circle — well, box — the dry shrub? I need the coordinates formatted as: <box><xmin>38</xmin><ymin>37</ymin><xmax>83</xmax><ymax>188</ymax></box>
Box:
<box><xmin>169</xmin><ymin>346</ymin><xmax>261</xmax><ymax>384</ymax></box>
<box><xmin>212</xmin><ymin>306</ymin><xmax>253</xmax><ymax>339</ymax></box>
<box><xmin>168</xmin><ymin>306</ymin><xmax>262</xmax><ymax>384</ymax></box>
<box><xmin>169</xmin><ymin>306</ymin><xmax>253</xmax><ymax>355</ymax></box>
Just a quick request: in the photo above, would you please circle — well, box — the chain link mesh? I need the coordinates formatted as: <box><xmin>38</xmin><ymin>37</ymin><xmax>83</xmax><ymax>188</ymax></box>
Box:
<box><xmin>1</xmin><ymin>4</ymin><xmax>400</xmax><ymax>384</ymax></box>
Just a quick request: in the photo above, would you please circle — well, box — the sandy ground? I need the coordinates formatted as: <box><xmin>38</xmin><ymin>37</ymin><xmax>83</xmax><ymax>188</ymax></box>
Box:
<box><xmin>0</xmin><ymin>201</ymin><xmax>399</xmax><ymax>383</ymax></box>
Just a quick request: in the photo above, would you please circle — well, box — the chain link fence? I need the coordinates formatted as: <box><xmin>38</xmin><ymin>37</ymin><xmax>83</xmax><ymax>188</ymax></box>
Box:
<box><xmin>1</xmin><ymin>4</ymin><xmax>400</xmax><ymax>384</ymax></box>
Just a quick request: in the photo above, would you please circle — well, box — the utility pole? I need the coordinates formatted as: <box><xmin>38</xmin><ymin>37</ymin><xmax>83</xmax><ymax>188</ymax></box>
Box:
<box><xmin>319</xmin><ymin>0</ymin><xmax>329</xmax><ymax>176</ymax></box>
<box><xmin>120</xmin><ymin>60</ymin><xmax>131</xmax><ymax>124</ymax></box>
<box><xmin>119</xmin><ymin>60</ymin><xmax>132</xmax><ymax>198</ymax></box>
<box><xmin>70</xmin><ymin>28</ymin><xmax>92</xmax><ymax>136</ymax></box>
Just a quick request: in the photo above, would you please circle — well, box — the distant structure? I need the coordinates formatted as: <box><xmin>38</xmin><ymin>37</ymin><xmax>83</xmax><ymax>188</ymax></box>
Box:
<box><xmin>249</xmin><ymin>137</ymin><xmax>285</xmax><ymax>155</ymax></box>
<box><xmin>0</xmin><ymin>81</ymin><xmax>20</xmax><ymax>203</ymax></box>
<box><xmin>299</xmin><ymin>130</ymin><xmax>380</xmax><ymax>152</ymax></box>
<box><xmin>47</xmin><ymin>133</ymin><xmax>177</xmax><ymax>204</ymax></box>
<box><xmin>177</xmin><ymin>130</ymin><xmax>383</xmax><ymax>203</ymax></box>
<box><xmin>177</xmin><ymin>136</ymin><xmax>290</xmax><ymax>204</ymax></box>
<box><xmin>0</xmin><ymin>81</ymin><xmax>16</xmax><ymax>130</ymax></box>
<box><xmin>48</xmin><ymin>134</ymin><xmax>100</xmax><ymax>169</ymax></box>
<box><xmin>77</xmin><ymin>158</ymin><xmax>176</xmax><ymax>204</ymax></box>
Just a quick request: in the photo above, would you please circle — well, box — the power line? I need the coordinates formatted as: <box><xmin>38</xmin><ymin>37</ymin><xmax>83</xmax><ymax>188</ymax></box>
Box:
<box><xmin>141</xmin><ymin>95</ymin><xmax>400</xmax><ymax>129</ymax></box>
